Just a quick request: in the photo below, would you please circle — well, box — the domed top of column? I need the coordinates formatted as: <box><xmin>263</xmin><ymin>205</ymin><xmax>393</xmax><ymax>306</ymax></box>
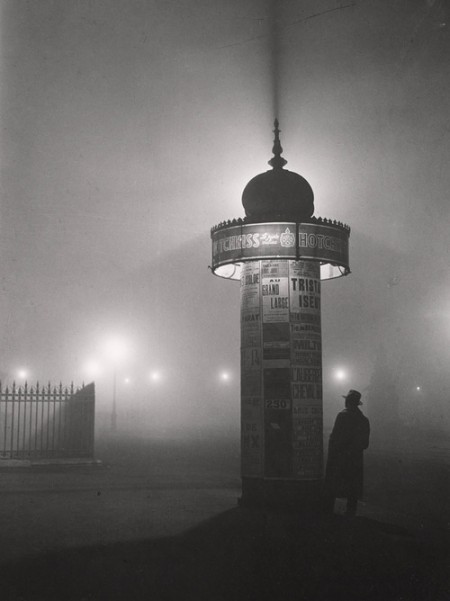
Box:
<box><xmin>242</xmin><ymin>120</ymin><xmax>314</xmax><ymax>221</ymax></box>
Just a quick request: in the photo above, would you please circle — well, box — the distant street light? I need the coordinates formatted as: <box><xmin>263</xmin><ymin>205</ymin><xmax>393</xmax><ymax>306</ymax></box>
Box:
<box><xmin>149</xmin><ymin>370</ymin><xmax>161</xmax><ymax>382</ymax></box>
<box><xmin>16</xmin><ymin>368</ymin><xmax>28</xmax><ymax>381</ymax></box>
<box><xmin>333</xmin><ymin>368</ymin><xmax>348</xmax><ymax>381</ymax></box>
<box><xmin>220</xmin><ymin>371</ymin><xmax>231</xmax><ymax>382</ymax></box>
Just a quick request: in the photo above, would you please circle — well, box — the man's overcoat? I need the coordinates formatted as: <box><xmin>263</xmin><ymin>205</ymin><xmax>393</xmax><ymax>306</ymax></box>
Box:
<box><xmin>325</xmin><ymin>407</ymin><xmax>370</xmax><ymax>499</ymax></box>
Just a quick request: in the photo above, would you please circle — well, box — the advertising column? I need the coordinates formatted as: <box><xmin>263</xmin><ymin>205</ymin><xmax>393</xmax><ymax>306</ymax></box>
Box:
<box><xmin>240</xmin><ymin>258</ymin><xmax>323</xmax><ymax>484</ymax></box>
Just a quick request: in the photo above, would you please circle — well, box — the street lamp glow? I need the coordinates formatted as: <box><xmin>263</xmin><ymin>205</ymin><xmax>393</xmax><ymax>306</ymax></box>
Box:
<box><xmin>17</xmin><ymin>368</ymin><xmax>28</xmax><ymax>380</ymax></box>
<box><xmin>83</xmin><ymin>360</ymin><xmax>102</xmax><ymax>379</ymax></box>
<box><xmin>220</xmin><ymin>371</ymin><xmax>231</xmax><ymax>382</ymax></box>
<box><xmin>334</xmin><ymin>368</ymin><xmax>347</xmax><ymax>381</ymax></box>
<box><xmin>101</xmin><ymin>335</ymin><xmax>131</xmax><ymax>433</ymax></box>
<box><xmin>416</xmin><ymin>386</ymin><xmax>421</xmax><ymax>391</ymax></box>
<box><xmin>103</xmin><ymin>335</ymin><xmax>129</xmax><ymax>364</ymax></box>
<box><xmin>150</xmin><ymin>371</ymin><xmax>161</xmax><ymax>382</ymax></box>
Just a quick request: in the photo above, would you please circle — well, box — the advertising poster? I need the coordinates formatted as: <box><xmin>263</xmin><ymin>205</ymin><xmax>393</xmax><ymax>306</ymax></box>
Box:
<box><xmin>262</xmin><ymin>322</ymin><xmax>290</xmax><ymax>364</ymax></box>
<box><xmin>241</xmin><ymin>396</ymin><xmax>264</xmax><ymax>476</ymax></box>
<box><xmin>239</xmin><ymin>259</ymin><xmax>324</xmax><ymax>479</ymax></box>
<box><xmin>261</xmin><ymin>260</ymin><xmax>289</xmax><ymax>324</ymax></box>
<box><xmin>289</xmin><ymin>260</ymin><xmax>323</xmax><ymax>478</ymax></box>
<box><xmin>292</xmin><ymin>405</ymin><xmax>323</xmax><ymax>478</ymax></box>
<box><xmin>241</xmin><ymin>262</ymin><xmax>261</xmax><ymax>348</ymax></box>
<box><xmin>240</xmin><ymin>262</ymin><xmax>263</xmax><ymax>477</ymax></box>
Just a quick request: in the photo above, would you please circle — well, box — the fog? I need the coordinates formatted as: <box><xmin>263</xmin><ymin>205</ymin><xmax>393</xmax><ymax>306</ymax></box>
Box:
<box><xmin>1</xmin><ymin>0</ymin><xmax>450</xmax><ymax>445</ymax></box>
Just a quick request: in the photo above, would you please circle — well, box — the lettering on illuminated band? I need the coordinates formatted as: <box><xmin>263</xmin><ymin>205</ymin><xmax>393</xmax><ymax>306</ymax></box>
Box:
<box><xmin>297</xmin><ymin>233</ymin><xmax>344</xmax><ymax>252</ymax></box>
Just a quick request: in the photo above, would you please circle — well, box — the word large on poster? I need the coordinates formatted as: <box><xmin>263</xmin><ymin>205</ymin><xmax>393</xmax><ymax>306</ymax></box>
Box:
<box><xmin>261</xmin><ymin>260</ymin><xmax>289</xmax><ymax>324</ymax></box>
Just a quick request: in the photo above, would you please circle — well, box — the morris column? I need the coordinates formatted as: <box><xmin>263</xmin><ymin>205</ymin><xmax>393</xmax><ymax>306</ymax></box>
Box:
<box><xmin>210</xmin><ymin>121</ymin><xmax>350</xmax><ymax>509</ymax></box>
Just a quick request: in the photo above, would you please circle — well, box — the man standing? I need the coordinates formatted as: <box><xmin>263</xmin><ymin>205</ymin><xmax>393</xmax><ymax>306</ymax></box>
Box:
<box><xmin>324</xmin><ymin>389</ymin><xmax>370</xmax><ymax>517</ymax></box>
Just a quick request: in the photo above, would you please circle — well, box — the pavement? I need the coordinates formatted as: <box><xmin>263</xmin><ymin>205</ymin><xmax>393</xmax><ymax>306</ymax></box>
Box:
<box><xmin>0</xmin><ymin>435</ymin><xmax>448</xmax><ymax>600</ymax></box>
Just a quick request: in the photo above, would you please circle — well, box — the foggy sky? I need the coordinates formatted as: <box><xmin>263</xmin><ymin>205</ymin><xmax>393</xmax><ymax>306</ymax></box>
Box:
<box><xmin>1</xmin><ymin>0</ymin><xmax>450</xmax><ymax>434</ymax></box>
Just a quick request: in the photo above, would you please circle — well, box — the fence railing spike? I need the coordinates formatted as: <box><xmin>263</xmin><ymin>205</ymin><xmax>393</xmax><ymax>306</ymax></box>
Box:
<box><xmin>0</xmin><ymin>378</ymin><xmax>95</xmax><ymax>460</ymax></box>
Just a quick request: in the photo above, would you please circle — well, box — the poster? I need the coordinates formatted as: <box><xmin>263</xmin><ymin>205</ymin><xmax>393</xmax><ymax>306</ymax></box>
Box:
<box><xmin>240</xmin><ymin>262</ymin><xmax>263</xmax><ymax>476</ymax></box>
<box><xmin>289</xmin><ymin>260</ymin><xmax>323</xmax><ymax>478</ymax></box>
<box><xmin>261</xmin><ymin>260</ymin><xmax>289</xmax><ymax>324</ymax></box>
<box><xmin>241</xmin><ymin>396</ymin><xmax>263</xmax><ymax>476</ymax></box>
<box><xmin>239</xmin><ymin>259</ymin><xmax>324</xmax><ymax>480</ymax></box>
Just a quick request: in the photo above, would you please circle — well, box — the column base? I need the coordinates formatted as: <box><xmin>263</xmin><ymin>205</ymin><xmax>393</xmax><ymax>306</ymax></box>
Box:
<box><xmin>239</xmin><ymin>477</ymin><xmax>324</xmax><ymax>513</ymax></box>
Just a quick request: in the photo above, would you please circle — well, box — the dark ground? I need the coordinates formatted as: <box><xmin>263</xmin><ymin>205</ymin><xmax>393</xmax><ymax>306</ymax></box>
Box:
<box><xmin>0</xmin><ymin>434</ymin><xmax>448</xmax><ymax>601</ymax></box>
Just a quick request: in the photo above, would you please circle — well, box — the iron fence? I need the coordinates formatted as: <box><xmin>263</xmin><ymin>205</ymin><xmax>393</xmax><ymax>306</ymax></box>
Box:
<box><xmin>0</xmin><ymin>381</ymin><xmax>95</xmax><ymax>459</ymax></box>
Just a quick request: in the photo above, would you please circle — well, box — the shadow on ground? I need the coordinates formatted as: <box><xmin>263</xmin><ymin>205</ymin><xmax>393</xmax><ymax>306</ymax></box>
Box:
<box><xmin>2</xmin><ymin>507</ymin><xmax>448</xmax><ymax>601</ymax></box>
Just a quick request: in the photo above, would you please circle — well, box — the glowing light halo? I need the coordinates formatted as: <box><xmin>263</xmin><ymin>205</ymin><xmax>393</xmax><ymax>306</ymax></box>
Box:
<box><xmin>334</xmin><ymin>367</ymin><xmax>348</xmax><ymax>381</ymax></box>
<box><xmin>149</xmin><ymin>370</ymin><xmax>161</xmax><ymax>382</ymax></box>
<box><xmin>101</xmin><ymin>335</ymin><xmax>131</xmax><ymax>364</ymax></box>
<box><xmin>82</xmin><ymin>359</ymin><xmax>102</xmax><ymax>379</ymax></box>
<box><xmin>16</xmin><ymin>368</ymin><xmax>29</xmax><ymax>380</ymax></box>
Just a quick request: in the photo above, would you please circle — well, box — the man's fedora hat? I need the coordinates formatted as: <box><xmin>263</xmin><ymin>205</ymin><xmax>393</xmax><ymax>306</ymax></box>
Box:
<box><xmin>342</xmin><ymin>389</ymin><xmax>363</xmax><ymax>405</ymax></box>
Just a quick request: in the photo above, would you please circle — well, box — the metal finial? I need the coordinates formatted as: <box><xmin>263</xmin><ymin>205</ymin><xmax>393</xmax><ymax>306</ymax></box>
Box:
<box><xmin>268</xmin><ymin>118</ymin><xmax>287</xmax><ymax>169</ymax></box>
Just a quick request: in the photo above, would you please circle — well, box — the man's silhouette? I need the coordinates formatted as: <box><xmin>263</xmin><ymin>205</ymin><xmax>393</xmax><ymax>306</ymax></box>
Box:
<box><xmin>324</xmin><ymin>389</ymin><xmax>370</xmax><ymax>516</ymax></box>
